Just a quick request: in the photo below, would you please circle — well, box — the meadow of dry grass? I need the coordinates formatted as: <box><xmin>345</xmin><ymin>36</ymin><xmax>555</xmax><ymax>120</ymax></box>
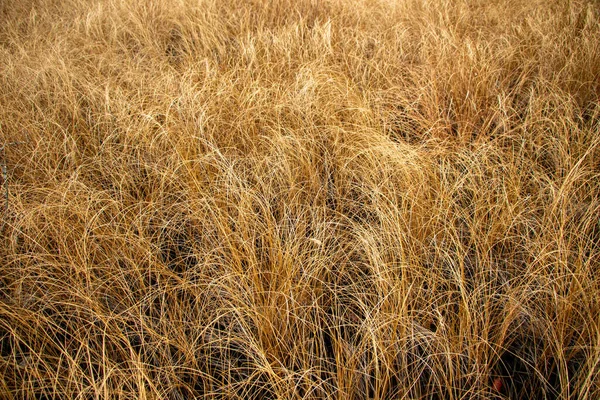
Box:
<box><xmin>1</xmin><ymin>0</ymin><xmax>599</xmax><ymax>398</ymax></box>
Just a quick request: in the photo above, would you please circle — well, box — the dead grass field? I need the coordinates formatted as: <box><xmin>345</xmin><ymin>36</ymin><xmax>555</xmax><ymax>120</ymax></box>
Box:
<box><xmin>1</xmin><ymin>0</ymin><xmax>599</xmax><ymax>398</ymax></box>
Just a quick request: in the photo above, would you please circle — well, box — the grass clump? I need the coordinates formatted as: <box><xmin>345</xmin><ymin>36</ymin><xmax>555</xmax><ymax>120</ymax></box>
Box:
<box><xmin>1</xmin><ymin>0</ymin><xmax>599</xmax><ymax>398</ymax></box>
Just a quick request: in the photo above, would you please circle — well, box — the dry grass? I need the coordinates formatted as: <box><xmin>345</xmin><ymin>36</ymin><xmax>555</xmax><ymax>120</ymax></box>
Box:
<box><xmin>1</xmin><ymin>0</ymin><xmax>599</xmax><ymax>398</ymax></box>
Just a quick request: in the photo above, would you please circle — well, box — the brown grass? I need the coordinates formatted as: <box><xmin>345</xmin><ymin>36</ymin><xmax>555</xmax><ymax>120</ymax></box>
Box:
<box><xmin>1</xmin><ymin>0</ymin><xmax>599</xmax><ymax>398</ymax></box>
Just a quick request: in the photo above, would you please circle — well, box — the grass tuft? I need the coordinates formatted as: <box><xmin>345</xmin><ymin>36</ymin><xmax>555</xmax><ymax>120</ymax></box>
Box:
<box><xmin>1</xmin><ymin>0</ymin><xmax>599</xmax><ymax>398</ymax></box>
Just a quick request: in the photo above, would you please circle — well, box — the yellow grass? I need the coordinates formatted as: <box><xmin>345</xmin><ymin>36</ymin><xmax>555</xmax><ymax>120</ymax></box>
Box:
<box><xmin>1</xmin><ymin>0</ymin><xmax>599</xmax><ymax>398</ymax></box>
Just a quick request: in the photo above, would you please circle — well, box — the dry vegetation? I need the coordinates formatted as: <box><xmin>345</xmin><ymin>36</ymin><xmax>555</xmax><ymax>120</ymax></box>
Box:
<box><xmin>1</xmin><ymin>0</ymin><xmax>599</xmax><ymax>398</ymax></box>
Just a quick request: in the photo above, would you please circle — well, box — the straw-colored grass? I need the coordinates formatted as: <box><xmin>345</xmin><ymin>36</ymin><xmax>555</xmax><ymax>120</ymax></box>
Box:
<box><xmin>1</xmin><ymin>0</ymin><xmax>599</xmax><ymax>398</ymax></box>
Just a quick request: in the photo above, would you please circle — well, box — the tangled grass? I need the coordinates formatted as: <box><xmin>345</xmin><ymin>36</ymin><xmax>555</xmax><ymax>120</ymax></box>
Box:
<box><xmin>1</xmin><ymin>0</ymin><xmax>599</xmax><ymax>398</ymax></box>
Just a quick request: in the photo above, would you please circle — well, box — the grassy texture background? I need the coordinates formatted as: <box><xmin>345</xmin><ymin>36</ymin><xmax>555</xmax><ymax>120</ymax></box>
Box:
<box><xmin>1</xmin><ymin>0</ymin><xmax>599</xmax><ymax>398</ymax></box>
